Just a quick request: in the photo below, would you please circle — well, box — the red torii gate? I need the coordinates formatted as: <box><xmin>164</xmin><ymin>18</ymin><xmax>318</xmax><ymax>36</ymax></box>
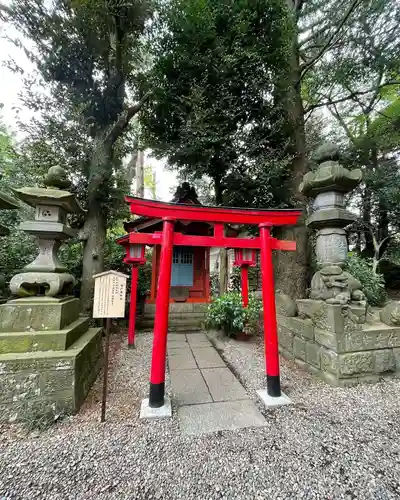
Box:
<box><xmin>124</xmin><ymin>196</ymin><xmax>301</xmax><ymax>409</ymax></box>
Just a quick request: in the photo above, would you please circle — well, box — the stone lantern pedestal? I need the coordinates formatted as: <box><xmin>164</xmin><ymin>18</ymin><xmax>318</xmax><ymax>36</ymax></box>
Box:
<box><xmin>0</xmin><ymin>167</ymin><xmax>102</xmax><ymax>423</ymax></box>
<box><xmin>276</xmin><ymin>145</ymin><xmax>400</xmax><ymax>386</ymax></box>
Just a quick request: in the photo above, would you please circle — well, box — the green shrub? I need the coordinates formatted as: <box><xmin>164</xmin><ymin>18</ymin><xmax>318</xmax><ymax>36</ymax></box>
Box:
<box><xmin>210</xmin><ymin>270</ymin><xmax>220</xmax><ymax>297</ymax></box>
<box><xmin>205</xmin><ymin>291</ymin><xmax>262</xmax><ymax>337</ymax></box>
<box><xmin>137</xmin><ymin>257</ymin><xmax>152</xmax><ymax>297</ymax></box>
<box><xmin>229</xmin><ymin>265</ymin><xmax>260</xmax><ymax>292</ymax></box>
<box><xmin>346</xmin><ymin>254</ymin><xmax>387</xmax><ymax>306</ymax></box>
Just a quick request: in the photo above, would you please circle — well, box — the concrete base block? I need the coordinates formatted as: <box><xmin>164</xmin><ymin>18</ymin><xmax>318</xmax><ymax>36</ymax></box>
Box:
<box><xmin>257</xmin><ymin>389</ymin><xmax>292</xmax><ymax>408</ymax></box>
<box><xmin>140</xmin><ymin>397</ymin><xmax>172</xmax><ymax>419</ymax></box>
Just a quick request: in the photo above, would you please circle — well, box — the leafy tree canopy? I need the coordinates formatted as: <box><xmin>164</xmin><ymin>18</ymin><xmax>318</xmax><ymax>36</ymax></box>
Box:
<box><xmin>140</xmin><ymin>0</ymin><xmax>293</xmax><ymax>206</ymax></box>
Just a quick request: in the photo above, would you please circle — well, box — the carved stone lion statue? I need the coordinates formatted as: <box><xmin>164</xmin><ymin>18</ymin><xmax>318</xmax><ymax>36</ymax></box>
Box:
<box><xmin>310</xmin><ymin>265</ymin><xmax>365</xmax><ymax>305</ymax></box>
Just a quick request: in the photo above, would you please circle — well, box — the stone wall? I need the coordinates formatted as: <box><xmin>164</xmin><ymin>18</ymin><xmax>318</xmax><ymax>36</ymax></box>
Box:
<box><xmin>277</xmin><ymin>307</ymin><xmax>400</xmax><ymax>386</ymax></box>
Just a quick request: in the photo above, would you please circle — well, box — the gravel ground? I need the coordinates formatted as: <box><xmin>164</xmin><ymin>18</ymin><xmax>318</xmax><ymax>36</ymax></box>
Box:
<box><xmin>1</xmin><ymin>329</ymin><xmax>400</xmax><ymax>500</ymax></box>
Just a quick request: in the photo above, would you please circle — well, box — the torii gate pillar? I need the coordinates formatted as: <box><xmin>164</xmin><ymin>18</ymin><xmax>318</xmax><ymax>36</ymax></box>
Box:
<box><xmin>259</xmin><ymin>224</ymin><xmax>280</xmax><ymax>396</ymax></box>
<box><xmin>149</xmin><ymin>218</ymin><xmax>175</xmax><ymax>407</ymax></box>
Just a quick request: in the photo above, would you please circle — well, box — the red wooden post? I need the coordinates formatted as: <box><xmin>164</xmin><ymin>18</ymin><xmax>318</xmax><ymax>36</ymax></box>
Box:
<box><xmin>128</xmin><ymin>265</ymin><xmax>139</xmax><ymax>347</ymax></box>
<box><xmin>259</xmin><ymin>223</ymin><xmax>281</xmax><ymax>397</ymax></box>
<box><xmin>149</xmin><ymin>218</ymin><xmax>175</xmax><ymax>407</ymax></box>
<box><xmin>241</xmin><ymin>265</ymin><xmax>249</xmax><ymax>307</ymax></box>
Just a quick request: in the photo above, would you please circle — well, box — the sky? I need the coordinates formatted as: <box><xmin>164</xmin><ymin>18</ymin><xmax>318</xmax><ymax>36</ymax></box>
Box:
<box><xmin>0</xmin><ymin>13</ymin><xmax>177</xmax><ymax>201</ymax></box>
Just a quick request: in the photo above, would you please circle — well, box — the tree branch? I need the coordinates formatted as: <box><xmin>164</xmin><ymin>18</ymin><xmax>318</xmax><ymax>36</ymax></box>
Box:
<box><xmin>103</xmin><ymin>91</ymin><xmax>151</xmax><ymax>146</ymax></box>
<box><xmin>299</xmin><ymin>0</ymin><xmax>362</xmax><ymax>81</ymax></box>
<box><xmin>304</xmin><ymin>81</ymin><xmax>400</xmax><ymax>113</ymax></box>
<box><xmin>298</xmin><ymin>24</ymin><xmax>326</xmax><ymax>48</ymax></box>
<box><xmin>328</xmin><ymin>102</ymin><xmax>356</xmax><ymax>143</ymax></box>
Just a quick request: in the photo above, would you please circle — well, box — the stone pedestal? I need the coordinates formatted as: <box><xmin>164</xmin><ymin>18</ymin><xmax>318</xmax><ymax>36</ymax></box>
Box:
<box><xmin>0</xmin><ymin>295</ymin><xmax>102</xmax><ymax>423</ymax></box>
<box><xmin>0</xmin><ymin>167</ymin><xmax>102</xmax><ymax>423</ymax></box>
<box><xmin>277</xmin><ymin>297</ymin><xmax>400</xmax><ymax>386</ymax></box>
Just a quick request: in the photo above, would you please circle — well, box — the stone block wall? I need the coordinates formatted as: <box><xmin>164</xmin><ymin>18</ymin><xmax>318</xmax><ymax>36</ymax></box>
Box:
<box><xmin>277</xmin><ymin>305</ymin><xmax>400</xmax><ymax>386</ymax></box>
<box><xmin>0</xmin><ymin>297</ymin><xmax>103</xmax><ymax>423</ymax></box>
<box><xmin>0</xmin><ymin>328</ymin><xmax>102</xmax><ymax>423</ymax></box>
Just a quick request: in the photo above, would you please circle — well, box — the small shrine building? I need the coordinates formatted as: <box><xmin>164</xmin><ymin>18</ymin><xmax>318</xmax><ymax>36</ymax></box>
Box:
<box><xmin>122</xmin><ymin>183</ymin><xmax>236</xmax><ymax>306</ymax></box>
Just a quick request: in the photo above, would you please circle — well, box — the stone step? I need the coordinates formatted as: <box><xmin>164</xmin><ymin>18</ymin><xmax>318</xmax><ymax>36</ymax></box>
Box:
<box><xmin>138</xmin><ymin>318</ymin><xmax>204</xmax><ymax>329</ymax></box>
<box><xmin>168</xmin><ymin>325</ymin><xmax>203</xmax><ymax>332</ymax></box>
<box><xmin>144</xmin><ymin>303</ymin><xmax>209</xmax><ymax>315</ymax></box>
<box><xmin>138</xmin><ymin>325</ymin><xmax>202</xmax><ymax>332</ymax></box>
<box><xmin>141</xmin><ymin>313</ymin><xmax>206</xmax><ymax>321</ymax></box>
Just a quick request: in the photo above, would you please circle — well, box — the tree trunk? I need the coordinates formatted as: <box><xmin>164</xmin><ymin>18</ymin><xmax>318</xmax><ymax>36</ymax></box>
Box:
<box><xmin>361</xmin><ymin>187</ymin><xmax>374</xmax><ymax>257</ymax></box>
<box><xmin>136</xmin><ymin>150</ymin><xmax>145</xmax><ymax>197</ymax></box>
<box><xmin>372</xmin><ymin>253</ymin><xmax>379</xmax><ymax>275</ymax></box>
<box><xmin>80</xmin><ymin>207</ymin><xmax>107</xmax><ymax>314</ymax></box>
<box><xmin>274</xmin><ymin>2</ymin><xmax>309</xmax><ymax>299</ymax></box>
<box><xmin>378</xmin><ymin>203</ymin><xmax>389</xmax><ymax>243</ymax></box>
<box><xmin>213</xmin><ymin>174</ymin><xmax>229</xmax><ymax>295</ymax></box>
<box><xmin>126</xmin><ymin>150</ymin><xmax>138</xmax><ymax>190</ymax></box>
<box><xmin>219</xmin><ymin>248</ymin><xmax>228</xmax><ymax>295</ymax></box>
<box><xmin>80</xmin><ymin>134</ymin><xmax>112</xmax><ymax>314</ymax></box>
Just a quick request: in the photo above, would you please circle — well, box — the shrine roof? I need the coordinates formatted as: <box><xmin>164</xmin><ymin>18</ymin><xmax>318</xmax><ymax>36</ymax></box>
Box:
<box><xmin>124</xmin><ymin>182</ymin><xmax>209</xmax><ymax>233</ymax></box>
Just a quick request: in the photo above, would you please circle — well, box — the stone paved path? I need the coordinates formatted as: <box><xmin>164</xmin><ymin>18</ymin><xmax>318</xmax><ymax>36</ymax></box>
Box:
<box><xmin>167</xmin><ymin>332</ymin><xmax>266</xmax><ymax>435</ymax></box>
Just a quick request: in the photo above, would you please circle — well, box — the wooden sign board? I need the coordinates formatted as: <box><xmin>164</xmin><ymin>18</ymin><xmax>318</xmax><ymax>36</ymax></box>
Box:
<box><xmin>92</xmin><ymin>270</ymin><xmax>129</xmax><ymax>318</ymax></box>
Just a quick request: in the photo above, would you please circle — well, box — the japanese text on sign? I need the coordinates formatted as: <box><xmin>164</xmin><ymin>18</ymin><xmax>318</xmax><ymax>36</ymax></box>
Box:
<box><xmin>93</xmin><ymin>272</ymin><xmax>127</xmax><ymax>318</ymax></box>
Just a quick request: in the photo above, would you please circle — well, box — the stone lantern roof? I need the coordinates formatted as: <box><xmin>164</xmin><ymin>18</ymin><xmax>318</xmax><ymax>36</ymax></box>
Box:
<box><xmin>12</xmin><ymin>166</ymin><xmax>84</xmax><ymax>214</ymax></box>
<box><xmin>299</xmin><ymin>143</ymin><xmax>362</xmax><ymax>197</ymax></box>
<box><xmin>0</xmin><ymin>190</ymin><xmax>19</xmax><ymax>210</ymax></box>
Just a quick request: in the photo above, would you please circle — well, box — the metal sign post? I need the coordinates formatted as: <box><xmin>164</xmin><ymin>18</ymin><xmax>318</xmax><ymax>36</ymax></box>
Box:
<box><xmin>93</xmin><ymin>270</ymin><xmax>129</xmax><ymax>423</ymax></box>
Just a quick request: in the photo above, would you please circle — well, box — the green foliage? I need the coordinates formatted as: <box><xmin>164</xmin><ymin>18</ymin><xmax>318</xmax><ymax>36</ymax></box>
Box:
<box><xmin>303</xmin><ymin>0</ymin><xmax>400</xmax><ymax>257</ymax></box>
<box><xmin>377</xmin><ymin>258</ymin><xmax>400</xmax><ymax>290</ymax></box>
<box><xmin>0</xmin><ymin>230</ymin><xmax>36</xmax><ymax>285</ymax></box>
<box><xmin>229</xmin><ymin>266</ymin><xmax>260</xmax><ymax>292</ymax></box>
<box><xmin>346</xmin><ymin>254</ymin><xmax>387</xmax><ymax>307</ymax></box>
<box><xmin>137</xmin><ymin>257</ymin><xmax>152</xmax><ymax>297</ymax></box>
<box><xmin>5</xmin><ymin>0</ymin><xmax>153</xmax><ymax>198</ymax></box>
<box><xmin>206</xmin><ymin>292</ymin><xmax>262</xmax><ymax>337</ymax></box>
<box><xmin>368</xmin><ymin>97</ymin><xmax>400</xmax><ymax>154</ymax></box>
<box><xmin>210</xmin><ymin>270</ymin><xmax>220</xmax><ymax>298</ymax></box>
<box><xmin>141</xmin><ymin>0</ymin><xmax>293</xmax><ymax>207</ymax></box>
<box><xmin>0</xmin><ymin>108</ymin><xmax>17</xmax><ymax>170</ymax></box>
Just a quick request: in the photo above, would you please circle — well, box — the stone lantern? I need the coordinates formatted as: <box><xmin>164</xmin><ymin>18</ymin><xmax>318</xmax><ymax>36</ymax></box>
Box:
<box><xmin>0</xmin><ymin>167</ymin><xmax>102</xmax><ymax>423</ymax></box>
<box><xmin>300</xmin><ymin>144</ymin><xmax>362</xmax><ymax>269</ymax></box>
<box><xmin>299</xmin><ymin>144</ymin><xmax>364</xmax><ymax>304</ymax></box>
<box><xmin>9</xmin><ymin>166</ymin><xmax>82</xmax><ymax>297</ymax></box>
<box><xmin>276</xmin><ymin>143</ymin><xmax>400</xmax><ymax>386</ymax></box>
